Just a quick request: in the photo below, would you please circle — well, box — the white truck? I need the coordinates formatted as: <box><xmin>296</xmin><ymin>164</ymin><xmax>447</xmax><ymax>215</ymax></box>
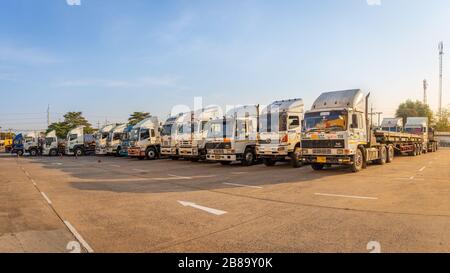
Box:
<box><xmin>404</xmin><ymin>117</ymin><xmax>439</xmax><ymax>153</ymax></box>
<box><xmin>160</xmin><ymin>113</ymin><xmax>186</xmax><ymax>160</ymax></box>
<box><xmin>42</xmin><ymin>130</ymin><xmax>64</xmax><ymax>156</ymax></box>
<box><xmin>205</xmin><ymin>105</ymin><xmax>260</xmax><ymax>166</ymax></box>
<box><xmin>106</xmin><ymin>124</ymin><xmax>127</xmax><ymax>156</ymax></box>
<box><xmin>65</xmin><ymin>126</ymin><xmax>96</xmax><ymax>156</ymax></box>
<box><xmin>300</xmin><ymin>89</ymin><xmax>430</xmax><ymax>172</ymax></box>
<box><xmin>178</xmin><ymin>107</ymin><xmax>222</xmax><ymax>161</ymax></box>
<box><xmin>95</xmin><ymin>124</ymin><xmax>115</xmax><ymax>155</ymax></box>
<box><xmin>257</xmin><ymin>99</ymin><xmax>304</xmax><ymax>168</ymax></box>
<box><xmin>380</xmin><ymin>118</ymin><xmax>403</xmax><ymax>132</ymax></box>
<box><xmin>127</xmin><ymin>117</ymin><xmax>161</xmax><ymax>160</ymax></box>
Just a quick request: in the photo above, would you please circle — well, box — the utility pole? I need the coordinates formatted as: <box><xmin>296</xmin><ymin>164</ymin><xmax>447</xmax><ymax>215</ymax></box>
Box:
<box><xmin>439</xmin><ymin>42</ymin><xmax>444</xmax><ymax>117</ymax></box>
<box><xmin>423</xmin><ymin>79</ymin><xmax>428</xmax><ymax>105</ymax></box>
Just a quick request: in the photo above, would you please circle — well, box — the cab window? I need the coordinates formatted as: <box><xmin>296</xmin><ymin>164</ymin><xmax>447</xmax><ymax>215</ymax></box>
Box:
<box><xmin>140</xmin><ymin>129</ymin><xmax>150</xmax><ymax>140</ymax></box>
<box><xmin>69</xmin><ymin>134</ymin><xmax>78</xmax><ymax>141</ymax></box>
<box><xmin>288</xmin><ymin>116</ymin><xmax>300</xmax><ymax>129</ymax></box>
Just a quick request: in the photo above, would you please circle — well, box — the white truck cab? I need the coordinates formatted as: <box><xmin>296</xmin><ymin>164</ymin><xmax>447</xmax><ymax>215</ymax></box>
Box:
<box><xmin>205</xmin><ymin>105</ymin><xmax>260</xmax><ymax>166</ymax></box>
<box><xmin>66</xmin><ymin>126</ymin><xmax>96</xmax><ymax>156</ymax></box>
<box><xmin>380</xmin><ymin>118</ymin><xmax>403</xmax><ymax>132</ymax></box>
<box><xmin>178</xmin><ymin>107</ymin><xmax>222</xmax><ymax>161</ymax></box>
<box><xmin>106</xmin><ymin>124</ymin><xmax>127</xmax><ymax>155</ymax></box>
<box><xmin>257</xmin><ymin>99</ymin><xmax>304</xmax><ymax>167</ymax></box>
<box><xmin>95</xmin><ymin>124</ymin><xmax>115</xmax><ymax>155</ymax></box>
<box><xmin>161</xmin><ymin>113</ymin><xmax>186</xmax><ymax>159</ymax></box>
<box><xmin>127</xmin><ymin>117</ymin><xmax>161</xmax><ymax>160</ymax></box>
<box><xmin>42</xmin><ymin>130</ymin><xmax>59</xmax><ymax>156</ymax></box>
<box><xmin>405</xmin><ymin>117</ymin><xmax>438</xmax><ymax>153</ymax></box>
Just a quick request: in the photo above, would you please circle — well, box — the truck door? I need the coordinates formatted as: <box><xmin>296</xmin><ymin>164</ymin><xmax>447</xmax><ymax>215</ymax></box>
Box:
<box><xmin>350</xmin><ymin>112</ymin><xmax>366</xmax><ymax>144</ymax></box>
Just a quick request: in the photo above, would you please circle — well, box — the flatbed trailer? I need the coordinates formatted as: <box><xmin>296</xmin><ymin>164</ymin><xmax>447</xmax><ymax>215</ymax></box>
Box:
<box><xmin>373</xmin><ymin>130</ymin><xmax>425</xmax><ymax>156</ymax></box>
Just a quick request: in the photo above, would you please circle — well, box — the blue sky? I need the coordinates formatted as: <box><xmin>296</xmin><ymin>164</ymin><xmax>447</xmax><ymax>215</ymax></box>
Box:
<box><xmin>1</xmin><ymin>0</ymin><xmax>449</xmax><ymax>131</ymax></box>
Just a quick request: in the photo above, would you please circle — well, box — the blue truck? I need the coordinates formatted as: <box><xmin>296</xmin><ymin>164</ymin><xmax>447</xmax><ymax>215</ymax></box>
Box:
<box><xmin>11</xmin><ymin>133</ymin><xmax>41</xmax><ymax>156</ymax></box>
<box><xmin>118</xmin><ymin>125</ymin><xmax>134</xmax><ymax>157</ymax></box>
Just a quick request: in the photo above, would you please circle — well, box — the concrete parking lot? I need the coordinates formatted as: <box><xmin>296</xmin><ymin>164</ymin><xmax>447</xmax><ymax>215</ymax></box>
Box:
<box><xmin>0</xmin><ymin>149</ymin><xmax>449</xmax><ymax>253</ymax></box>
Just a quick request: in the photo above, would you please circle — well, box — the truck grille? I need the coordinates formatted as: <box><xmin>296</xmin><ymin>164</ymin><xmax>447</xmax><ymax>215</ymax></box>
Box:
<box><xmin>301</xmin><ymin>140</ymin><xmax>345</xmax><ymax>149</ymax></box>
<box><xmin>205</xmin><ymin>142</ymin><xmax>231</xmax><ymax>150</ymax></box>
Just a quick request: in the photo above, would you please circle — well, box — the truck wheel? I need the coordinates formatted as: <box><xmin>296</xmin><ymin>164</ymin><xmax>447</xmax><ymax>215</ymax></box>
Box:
<box><xmin>190</xmin><ymin>157</ymin><xmax>200</xmax><ymax>162</ymax></box>
<box><xmin>220</xmin><ymin>161</ymin><xmax>231</xmax><ymax>166</ymax></box>
<box><xmin>311</xmin><ymin>163</ymin><xmax>324</xmax><ymax>171</ymax></box>
<box><xmin>29</xmin><ymin>149</ymin><xmax>38</xmax><ymax>156</ymax></box>
<box><xmin>241</xmin><ymin>148</ymin><xmax>255</xmax><ymax>166</ymax></box>
<box><xmin>290</xmin><ymin>147</ymin><xmax>302</xmax><ymax>168</ymax></box>
<box><xmin>376</xmin><ymin>146</ymin><xmax>387</xmax><ymax>165</ymax></box>
<box><xmin>74</xmin><ymin>148</ymin><xmax>84</xmax><ymax>157</ymax></box>
<box><xmin>116</xmin><ymin>147</ymin><xmax>121</xmax><ymax>157</ymax></box>
<box><xmin>351</xmin><ymin>148</ymin><xmax>364</xmax><ymax>172</ymax></box>
<box><xmin>50</xmin><ymin>149</ymin><xmax>58</xmax><ymax>157</ymax></box>
<box><xmin>146</xmin><ymin>147</ymin><xmax>157</xmax><ymax>160</ymax></box>
<box><xmin>263</xmin><ymin>158</ymin><xmax>276</xmax><ymax>167</ymax></box>
<box><xmin>386</xmin><ymin>145</ymin><xmax>394</xmax><ymax>163</ymax></box>
<box><xmin>17</xmin><ymin>150</ymin><xmax>24</xmax><ymax>156</ymax></box>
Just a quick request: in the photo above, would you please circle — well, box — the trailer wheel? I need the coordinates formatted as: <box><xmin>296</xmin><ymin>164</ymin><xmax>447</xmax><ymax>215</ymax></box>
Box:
<box><xmin>146</xmin><ymin>147</ymin><xmax>157</xmax><ymax>160</ymax></box>
<box><xmin>241</xmin><ymin>148</ymin><xmax>255</xmax><ymax>166</ymax></box>
<box><xmin>311</xmin><ymin>163</ymin><xmax>324</xmax><ymax>171</ymax></box>
<box><xmin>263</xmin><ymin>158</ymin><xmax>276</xmax><ymax>167</ymax></box>
<box><xmin>386</xmin><ymin>145</ymin><xmax>394</xmax><ymax>163</ymax></box>
<box><xmin>351</xmin><ymin>148</ymin><xmax>364</xmax><ymax>173</ymax></box>
<box><xmin>377</xmin><ymin>146</ymin><xmax>387</xmax><ymax>165</ymax></box>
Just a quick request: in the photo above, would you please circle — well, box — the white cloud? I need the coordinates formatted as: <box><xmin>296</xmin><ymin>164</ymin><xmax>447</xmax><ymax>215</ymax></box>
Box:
<box><xmin>367</xmin><ymin>0</ymin><xmax>381</xmax><ymax>6</ymax></box>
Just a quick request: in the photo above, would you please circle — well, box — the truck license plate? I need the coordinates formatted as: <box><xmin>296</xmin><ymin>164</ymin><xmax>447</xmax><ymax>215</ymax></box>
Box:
<box><xmin>317</xmin><ymin>156</ymin><xmax>327</xmax><ymax>163</ymax></box>
<box><xmin>214</xmin><ymin>155</ymin><xmax>221</xmax><ymax>160</ymax></box>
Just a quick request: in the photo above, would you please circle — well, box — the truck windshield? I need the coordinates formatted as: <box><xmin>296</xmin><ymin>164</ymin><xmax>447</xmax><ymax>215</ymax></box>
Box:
<box><xmin>405</xmin><ymin>127</ymin><xmax>424</xmax><ymax>134</ymax></box>
<box><xmin>45</xmin><ymin>137</ymin><xmax>56</xmax><ymax>145</ymax></box>
<box><xmin>259</xmin><ymin>112</ymin><xmax>288</xmax><ymax>132</ymax></box>
<box><xmin>161</xmin><ymin>124</ymin><xmax>173</xmax><ymax>136</ymax></box>
<box><xmin>130</xmin><ymin>128</ymin><xmax>140</xmax><ymax>141</ymax></box>
<box><xmin>206</xmin><ymin>120</ymin><xmax>234</xmax><ymax>138</ymax></box>
<box><xmin>304</xmin><ymin>111</ymin><xmax>348</xmax><ymax>132</ymax></box>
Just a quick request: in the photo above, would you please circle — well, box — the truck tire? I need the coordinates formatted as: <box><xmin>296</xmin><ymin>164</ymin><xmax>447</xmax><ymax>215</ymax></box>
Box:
<box><xmin>17</xmin><ymin>149</ymin><xmax>24</xmax><ymax>156</ymax></box>
<box><xmin>116</xmin><ymin>147</ymin><xmax>121</xmax><ymax>157</ymax></box>
<box><xmin>290</xmin><ymin>147</ymin><xmax>302</xmax><ymax>168</ymax></box>
<box><xmin>74</xmin><ymin>148</ymin><xmax>84</xmax><ymax>157</ymax></box>
<box><xmin>146</xmin><ymin>147</ymin><xmax>157</xmax><ymax>160</ymax></box>
<box><xmin>50</xmin><ymin>149</ymin><xmax>58</xmax><ymax>157</ymax></box>
<box><xmin>376</xmin><ymin>146</ymin><xmax>387</xmax><ymax>165</ymax></box>
<box><xmin>386</xmin><ymin>145</ymin><xmax>394</xmax><ymax>163</ymax></box>
<box><xmin>220</xmin><ymin>161</ymin><xmax>231</xmax><ymax>165</ymax></box>
<box><xmin>241</xmin><ymin>148</ymin><xmax>255</xmax><ymax>166</ymax></box>
<box><xmin>263</xmin><ymin>158</ymin><xmax>276</xmax><ymax>167</ymax></box>
<box><xmin>311</xmin><ymin>163</ymin><xmax>324</xmax><ymax>171</ymax></box>
<box><xmin>351</xmin><ymin>148</ymin><xmax>364</xmax><ymax>173</ymax></box>
<box><xmin>190</xmin><ymin>157</ymin><xmax>200</xmax><ymax>162</ymax></box>
<box><xmin>29</xmin><ymin>149</ymin><xmax>38</xmax><ymax>156</ymax></box>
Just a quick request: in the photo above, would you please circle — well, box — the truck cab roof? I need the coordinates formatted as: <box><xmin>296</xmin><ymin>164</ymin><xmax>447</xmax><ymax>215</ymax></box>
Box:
<box><xmin>405</xmin><ymin>117</ymin><xmax>428</xmax><ymax>127</ymax></box>
<box><xmin>261</xmin><ymin>98</ymin><xmax>304</xmax><ymax>114</ymax></box>
<box><xmin>310</xmin><ymin>89</ymin><xmax>366</xmax><ymax>112</ymax></box>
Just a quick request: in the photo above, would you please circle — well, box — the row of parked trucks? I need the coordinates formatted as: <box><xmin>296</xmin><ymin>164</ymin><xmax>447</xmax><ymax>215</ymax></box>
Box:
<box><xmin>9</xmin><ymin>89</ymin><xmax>439</xmax><ymax>172</ymax></box>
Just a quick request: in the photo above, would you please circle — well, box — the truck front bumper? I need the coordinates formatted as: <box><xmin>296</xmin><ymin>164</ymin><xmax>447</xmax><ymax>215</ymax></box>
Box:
<box><xmin>161</xmin><ymin>147</ymin><xmax>177</xmax><ymax>156</ymax></box>
<box><xmin>128</xmin><ymin>147</ymin><xmax>145</xmax><ymax>157</ymax></box>
<box><xmin>256</xmin><ymin>145</ymin><xmax>290</xmax><ymax>159</ymax></box>
<box><xmin>301</xmin><ymin>155</ymin><xmax>353</xmax><ymax>165</ymax></box>
<box><xmin>96</xmin><ymin>147</ymin><xmax>108</xmax><ymax>155</ymax></box>
<box><xmin>179</xmin><ymin>147</ymin><xmax>200</xmax><ymax>157</ymax></box>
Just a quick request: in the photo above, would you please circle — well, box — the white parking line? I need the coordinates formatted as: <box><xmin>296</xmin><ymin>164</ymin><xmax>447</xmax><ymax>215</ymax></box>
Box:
<box><xmin>40</xmin><ymin>192</ymin><xmax>52</xmax><ymax>205</ymax></box>
<box><xmin>168</xmin><ymin>174</ymin><xmax>191</xmax><ymax>179</ymax></box>
<box><xmin>52</xmin><ymin>163</ymin><xmax>63</xmax><ymax>166</ymax></box>
<box><xmin>178</xmin><ymin>201</ymin><xmax>227</xmax><ymax>216</ymax></box>
<box><xmin>223</xmin><ymin>182</ymin><xmax>262</xmax><ymax>189</ymax></box>
<box><xmin>63</xmin><ymin>221</ymin><xmax>94</xmax><ymax>253</ymax></box>
<box><xmin>109</xmin><ymin>164</ymin><xmax>121</xmax><ymax>168</ymax></box>
<box><xmin>132</xmin><ymin>169</ymin><xmax>148</xmax><ymax>172</ymax></box>
<box><xmin>409</xmin><ymin>176</ymin><xmax>415</xmax><ymax>180</ymax></box>
<box><xmin>419</xmin><ymin>166</ymin><xmax>426</xmax><ymax>172</ymax></box>
<box><xmin>315</xmin><ymin>193</ymin><xmax>378</xmax><ymax>200</ymax></box>
<box><xmin>231</xmin><ymin>172</ymin><xmax>248</xmax><ymax>175</ymax></box>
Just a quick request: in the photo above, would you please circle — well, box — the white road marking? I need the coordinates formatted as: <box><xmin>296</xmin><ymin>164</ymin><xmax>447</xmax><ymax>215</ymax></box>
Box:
<box><xmin>168</xmin><ymin>174</ymin><xmax>192</xmax><ymax>180</ymax></box>
<box><xmin>409</xmin><ymin>176</ymin><xmax>415</xmax><ymax>180</ymax></box>
<box><xmin>63</xmin><ymin>221</ymin><xmax>94</xmax><ymax>253</ymax></box>
<box><xmin>315</xmin><ymin>193</ymin><xmax>378</xmax><ymax>200</ymax></box>
<box><xmin>52</xmin><ymin>163</ymin><xmax>63</xmax><ymax>166</ymax></box>
<box><xmin>109</xmin><ymin>164</ymin><xmax>121</xmax><ymax>168</ymax></box>
<box><xmin>132</xmin><ymin>169</ymin><xmax>148</xmax><ymax>172</ymax></box>
<box><xmin>40</xmin><ymin>192</ymin><xmax>52</xmax><ymax>204</ymax></box>
<box><xmin>419</xmin><ymin>166</ymin><xmax>426</xmax><ymax>172</ymax></box>
<box><xmin>231</xmin><ymin>172</ymin><xmax>248</xmax><ymax>175</ymax></box>
<box><xmin>178</xmin><ymin>201</ymin><xmax>227</xmax><ymax>216</ymax></box>
<box><xmin>223</xmin><ymin>182</ymin><xmax>262</xmax><ymax>189</ymax></box>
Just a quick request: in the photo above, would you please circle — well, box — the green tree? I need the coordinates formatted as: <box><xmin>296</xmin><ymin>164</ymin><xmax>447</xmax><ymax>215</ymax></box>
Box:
<box><xmin>435</xmin><ymin>108</ymin><xmax>450</xmax><ymax>131</ymax></box>
<box><xmin>395</xmin><ymin>100</ymin><xmax>434</xmax><ymax>125</ymax></box>
<box><xmin>47</xmin><ymin>112</ymin><xmax>94</xmax><ymax>138</ymax></box>
<box><xmin>128</xmin><ymin>112</ymin><xmax>150</xmax><ymax>126</ymax></box>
